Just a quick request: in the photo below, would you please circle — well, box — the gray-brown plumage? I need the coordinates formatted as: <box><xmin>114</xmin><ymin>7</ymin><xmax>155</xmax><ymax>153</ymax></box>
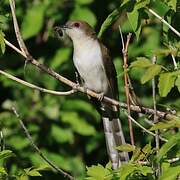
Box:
<box><xmin>56</xmin><ymin>20</ymin><xmax>129</xmax><ymax>169</ymax></box>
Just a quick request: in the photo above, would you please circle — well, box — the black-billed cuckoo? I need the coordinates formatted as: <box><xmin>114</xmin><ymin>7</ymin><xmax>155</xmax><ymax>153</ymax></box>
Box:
<box><xmin>55</xmin><ymin>20</ymin><xmax>129</xmax><ymax>169</ymax></box>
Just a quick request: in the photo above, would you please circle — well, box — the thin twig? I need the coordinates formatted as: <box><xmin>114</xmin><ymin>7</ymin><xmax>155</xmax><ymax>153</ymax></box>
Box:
<box><xmin>123</xmin><ymin>110</ymin><xmax>167</xmax><ymax>142</ymax></box>
<box><xmin>152</xmin><ymin>56</ymin><xmax>160</xmax><ymax>177</ymax></box>
<box><xmin>171</xmin><ymin>54</ymin><xmax>178</xmax><ymax>70</ymax></box>
<box><xmin>4</xmin><ymin>38</ymin><xmax>177</xmax><ymax>121</ymax></box>
<box><xmin>148</xmin><ymin>8</ymin><xmax>180</xmax><ymax>38</ymax></box>
<box><xmin>12</xmin><ymin>107</ymin><xmax>74</xmax><ymax>180</ymax></box>
<box><xmin>121</xmin><ymin>32</ymin><xmax>134</xmax><ymax>145</ymax></box>
<box><xmin>0</xmin><ymin>70</ymin><xmax>75</xmax><ymax>96</ymax></box>
<box><xmin>9</xmin><ymin>0</ymin><xmax>30</xmax><ymax>56</ymax></box>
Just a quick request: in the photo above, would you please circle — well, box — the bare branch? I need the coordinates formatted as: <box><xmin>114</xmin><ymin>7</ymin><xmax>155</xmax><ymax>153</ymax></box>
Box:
<box><xmin>9</xmin><ymin>0</ymin><xmax>30</xmax><ymax>56</ymax></box>
<box><xmin>121</xmin><ymin>32</ymin><xmax>134</xmax><ymax>145</ymax></box>
<box><xmin>4</xmin><ymin>38</ymin><xmax>177</xmax><ymax>121</ymax></box>
<box><xmin>0</xmin><ymin>70</ymin><xmax>75</xmax><ymax>96</ymax></box>
<box><xmin>12</xmin><ymin>107</ymin><xmax>74</xmax><ymax>180</ymax></box>
<box><xmin>148</xmin><ymin>8</ymin><xmax>180</xmax><ymax>38</ymax></box>
<box><xmin>123</xmin><ymin>110</ymin><xmax>167</xmax><ymax>142</ymax></box>
<box><xmin>152</xmin><ymin>56</ymin><xmax>160</xmax><ymax>177</ymax></box>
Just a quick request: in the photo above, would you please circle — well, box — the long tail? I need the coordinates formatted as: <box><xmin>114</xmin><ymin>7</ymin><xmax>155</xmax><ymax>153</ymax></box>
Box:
<box><xmin>102</xmin><ymin>115</ymin><xmax>129</xmax><ymax>169</ymax></box>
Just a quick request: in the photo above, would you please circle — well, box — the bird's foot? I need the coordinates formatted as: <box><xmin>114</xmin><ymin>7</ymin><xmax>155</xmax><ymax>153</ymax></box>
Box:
<box><xmin>97</xmin><ymin>92</ymin><xmax>104</xmax><ymax>101</ymax></box>
<box><xmin>72</xmin><ymin>83</ymin><xmax>80</xmax><ymax>92</ymax></box>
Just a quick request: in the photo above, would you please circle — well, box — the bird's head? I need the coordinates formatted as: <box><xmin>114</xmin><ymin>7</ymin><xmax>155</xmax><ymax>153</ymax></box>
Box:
<box><xmin>55</xmin><ymin>20</ymin><xmax>96</xmax><ymax>41</ymax></box>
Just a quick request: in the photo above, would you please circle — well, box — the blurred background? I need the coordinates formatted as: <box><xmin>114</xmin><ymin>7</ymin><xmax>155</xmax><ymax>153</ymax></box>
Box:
<box><xmin>0</xmin><ymin>0</ymin><xmax>179</xmax><ymax>179</ymax></box>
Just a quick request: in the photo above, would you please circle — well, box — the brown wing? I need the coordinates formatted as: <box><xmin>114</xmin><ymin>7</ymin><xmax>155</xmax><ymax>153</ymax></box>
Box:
<box><xmin>99</xmin><ymin>41</ymin><xmax>119</xmax><ymax>100</ymax></box>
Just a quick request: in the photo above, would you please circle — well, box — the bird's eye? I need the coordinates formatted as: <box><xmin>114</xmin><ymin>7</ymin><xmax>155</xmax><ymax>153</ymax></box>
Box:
<box><xmin>73</xmin><ymin>22</ymin><xmax>80</xmax><ymax>28</ymax></box>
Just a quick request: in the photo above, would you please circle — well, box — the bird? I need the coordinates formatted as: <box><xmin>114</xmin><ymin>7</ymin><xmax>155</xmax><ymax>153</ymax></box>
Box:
<box><xmin>54</xmin><ymin>20</ymin><xmax>129</xmax><ymax>169</ymax></box>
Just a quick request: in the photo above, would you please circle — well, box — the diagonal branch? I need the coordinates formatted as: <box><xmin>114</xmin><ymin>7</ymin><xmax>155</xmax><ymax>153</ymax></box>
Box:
<box><xmin>12</xmin><ymin>107</ymin><xmax>74</xmax><ymax>180</ymax></box>
<box><xmin>0</xmin><ymin>70</ymin><xmax>75</xmax><ymax>96</ymax></box>
<box><xmin>9</xmin><ymin>0</ymin><xmax>30</xmax><ymax>56</ymax></box>
<box><xmin>147</xmin><ymin>8</ymin><xmax>180</xmax><ymax>38</ymax></box>
<box><xmin>4</xmin><ymin>38</ymin><xmax>177</xmax><ymax>121</ymax></box>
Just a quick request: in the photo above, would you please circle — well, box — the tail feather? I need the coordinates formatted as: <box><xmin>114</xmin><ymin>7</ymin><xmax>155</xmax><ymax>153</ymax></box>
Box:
<box><xmin>102</xmin><ymin>117</ymin><xmax>120</xmax><ymax>169</ymax></box>
<box><xmin>102</xmin><ymin>109</ymin><xmax>129</xmax><ymax>169</ymax></box>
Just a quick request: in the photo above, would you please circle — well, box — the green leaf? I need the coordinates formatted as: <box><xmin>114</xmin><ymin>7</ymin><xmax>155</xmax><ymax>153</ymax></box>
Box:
<box><xmin>76</xmin><ymin>0</ymin><xmax>93</xmax><ymax>5</ymax></box>
<box><xmin>21</xmin><ymin>4</ymin><xmax>45</xmax><ymax>39</ymax></box>
<box><xmin>130</xmin><ymin>57</ymin><xmax>152</xmax><ymax>68</ymax></box>
<box><xmin>51</xmin><ymin>125</ymin><xmax>74</xmax><ymax>144</ymax></box>
<box><xmin>165</xmin><ymin>0</ymin><xmax>177</xmax><ymax>11</ymax></box>
<box><xmin>0</xmin><ymin>30</ymin><xmax>5</xmax><ymax>54</ymax></box>
<box><xmin>158</xmin><ymin>72</ymin><xmax>176</xmax><ymax>97</ymax></box>
<box><xmin>24</xmin><ymin>167</ymin><xmax>42</xmax><ymax>177</ymax></box>
<box><xmin>159</xmin><ymin>166</ymin><xmax>180</xmax><ymax>180</ymax></box>
<box><xmin>175</xmin><ymin>76</ymin><xmax>180</xmax><ymax>93</ymax></box>
<box><xmin>134</xmin><ymin>0</ymin><xmax>150</xmax><ymax>10</ymax></box>
<box><xmin>156</xmin><ymin>132</ymin><xmax>180</xmax><ymax>162</ymax></box>
<box><xmin>98</xmin><ymin>0</ymin><xmax>132</xmax><ymax>38</ymax></box>
<box><xmin>149</xmin><ymin>120</ymin><xmax>180</xmax><ymax>131</ymax></box>
<box><xmin>70</xmin><ymin>6</ymin><xmax>97</xmax><ymax>27</ymax></box>
<box><xmin>86</xmin><ymin>164</ymin><xmax>111</xmax><ymax>179</ymax></box>
<box><xmin>131</xmin><ymin>147</ymin><xmax>141</xmax><ymax>162</ymax></box>
<box><xmin>127</xmin><ymin>9</ymin><xmax>140</xmax><ymax>39</ymax></box>
<box><xmin>60</xmin><ymin>112</ymin><xmax>96</xmax><ymax>136</ymax></box>
<box><xmin>154</xmin><ymin>48</ymin><xmax>173</xmax><ymax>56</ymax></box>
<box><xmin>0</xmin><ymin>150</ymin><xmax>14</xmax><ymax>160</ymax></box>
<box><xmin>116</xmin><ymin>144</ymin><xmax>135</xmax><ymax>152</ymax></box>
<box><xmin>141</xmin><ymin>64</ymin><xmax>162</xmax><ymax>84</ymax></box>
<box><xmin>0</xmin><ymin>167</ymin><xmax>7</xmax><ymax>175</ymax></box>
<box><xmin>50</xmin><ymin>48</ymin><xmax>71</xmax><ymax>69</ymax></box>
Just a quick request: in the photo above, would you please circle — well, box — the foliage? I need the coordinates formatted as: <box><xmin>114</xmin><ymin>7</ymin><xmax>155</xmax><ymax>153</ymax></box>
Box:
<box><xmin>0</xmin><ymin>0</ymin><xmax>179</xmax><ymax>179</ymax></box>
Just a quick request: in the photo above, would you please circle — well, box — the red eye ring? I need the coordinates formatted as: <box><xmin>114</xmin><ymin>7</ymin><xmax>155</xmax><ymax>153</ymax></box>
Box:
<box><xmin>74</xmin><ymin>22</ymin><xmax>80</xmax><ymax>28</ymax></box>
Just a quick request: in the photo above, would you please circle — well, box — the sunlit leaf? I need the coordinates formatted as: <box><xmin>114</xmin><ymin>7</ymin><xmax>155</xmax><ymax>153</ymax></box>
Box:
<box><xmin>21</xmin><ymin>4</ymin><xmax>46</xmax><ymax>39</ymax></box>
<box><xmin>141</xmin><ymin>64</ymin><xmax>162</xmax><ymax>84</ymax></box>
<box><xmin>0</xmin><ymin>150</ymin><xmax>14</xmax><ymax>160</ymax></box>
<box><xmin>86</xmin><ymin>164</ymin><xmax>111</xmax><ymax>179</ymax></box>
<box><xmin>158</xmin><ymin>72</ymin><xmax>176</xmax><ymax>97</ymax></box>
<box><xmin>116</xmin><ymin>144</ymin><xmax>135</xmax><ymax>152</ymax></box>
<box><xmin>159</xmin><ymin>166</ymin><xmax>180</xmax><ymax>180</ymax></box>
<box><xmin>130</xmin><ymin>57</ymin><xmax>152</xmax><ymax>68</ymax></box>
<box><xmin>0</xmin><ymin>167</ymin><xmax>7</xmax><ymax>175</ymax></box>
<box><xmin>156</xmin><ymin>132</ymin><xmax>180</xmax><ymax>162</ymax></box>
<box><xmin>175</xmin><ymin>76</ymin><xmax>180</xmax><ymax>93</ymax></box>
<box><xmin>149</xmin><ymin>120</ymin><xmax>180</xmax><ymax>131</ymax></box>
<box><xmin>0</xmin><ymin>30</ymin><xmax>5</xmax><ymax>54</ymax></box>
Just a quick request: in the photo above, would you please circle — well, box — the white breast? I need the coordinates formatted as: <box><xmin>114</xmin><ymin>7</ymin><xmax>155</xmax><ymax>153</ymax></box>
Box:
<box><xmin>73</xmin><ymin>38</ymin><xmax>108</xmax><ymax>93</ymax></box>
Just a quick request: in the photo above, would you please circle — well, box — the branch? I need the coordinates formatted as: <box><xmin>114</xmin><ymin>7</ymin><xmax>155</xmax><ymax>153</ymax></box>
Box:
<box><xmin>4</xmin><ymin>38</ymin><xmax>177</xmax><ymax>121</ymax></box>
<box><xmin>9</xmin><ymin>0</ymin><xmax>30</xmax><ymax>56</ymax></box>
<box><xmin>152</xmin><ymin>56</ymin><xmax>161</xmax><ymax>177</ymax></box>
<box><xmin>0</xmin><ymin>70</ymin><xmax>75</xmax><ymax>96</ymax></box>
<box><xmin>121</xmin><ymin>31</ymin><xmax>134</xmax><ymax>145</ymax></box>
<box><xmin>123</xmin><ymin>110</ymin><xmax>167</xmax><ymax>142</ymax></box>
<box><xmin>147</xmin><ymin>8</ymin><xmax>180</xmax><ymax>38</ymax></box>
<box><xmin>12</xmin><ymin>107</ymin><xmax>74</xmax><ymax>180</ymax></box>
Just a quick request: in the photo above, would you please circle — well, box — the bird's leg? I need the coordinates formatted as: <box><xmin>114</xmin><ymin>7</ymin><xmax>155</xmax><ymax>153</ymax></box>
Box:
<box><xmin>72</xmin><ymin>71</ymin><xmax>81</xmax><ymax>92</ymax></box>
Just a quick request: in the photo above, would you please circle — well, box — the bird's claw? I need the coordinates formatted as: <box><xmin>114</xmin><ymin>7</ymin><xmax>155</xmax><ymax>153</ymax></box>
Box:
<box><xmin>97</xmin><ymin>92</ymin><xmax>104</xmax><ymax>101</ymax></box>
<box><xmin>72</xmin><ymin>83</ymin><xmax>80</xmax><ymax>92</ymax></box>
